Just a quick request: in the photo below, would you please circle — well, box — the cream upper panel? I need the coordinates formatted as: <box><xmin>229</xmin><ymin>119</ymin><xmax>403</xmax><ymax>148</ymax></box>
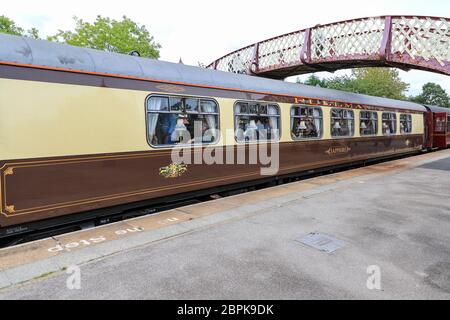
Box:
<box><xmin>411</xmin><ymin>113</ymin><xmax>424</xmax><ymax>135</ymax></box>
<box><xmin>0</xmin><ymin>78</ymin><xmax>425</xmax><ymax>160</ymax></box>
<box><xmin>0</xmin><ymin>79</ymin><xmax>150</xmax><ymax>160</ymax></box>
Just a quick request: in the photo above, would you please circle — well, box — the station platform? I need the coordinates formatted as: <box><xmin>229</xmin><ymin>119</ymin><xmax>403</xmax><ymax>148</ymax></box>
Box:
<box><xmin>0</xmin><ymin>150</ymin><xmax>449</xmax><ymax>299</ymax></box>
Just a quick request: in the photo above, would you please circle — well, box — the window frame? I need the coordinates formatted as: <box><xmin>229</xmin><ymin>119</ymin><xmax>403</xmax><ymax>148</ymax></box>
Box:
<box><xmin>382</xmin><ymin>112</ymin><xmax>397</xmax><ymax>136</ymax></box>
<box><xmin>359</xmin><ymin>111</ymin><xmax>379</xmax><ymax>137</ymax></box>
<box><xmin>330</xmin><ymin>108</ymin><xmax>355</xmax><ymax>138</ymax></box>
<box><xmin>399</xmin><ymin>113</ymin><xmax>413</xmax><ymax>134</ymax></box>
<box><xmin>290</xmin><ymin>105</ymin><xmax>323</xmax><ymax>140</ymax></box>
<box><xmin>233</xmin><ymin>100</ymin><xmax>281</xmax><ymax>143</ymax></box>
<box><xmin>145</xmin><ymin>94</ymin><xmax>221</xmax><ymax>148</ymax></box>
<box><xmin>447</xmin><ymin>115</ymin><xmax>450</xmax><ymax>133</ymax></box>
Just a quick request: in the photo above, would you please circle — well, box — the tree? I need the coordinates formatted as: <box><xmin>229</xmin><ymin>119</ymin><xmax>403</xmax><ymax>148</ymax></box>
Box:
<box><xmin>299</xmin><ymin>68</ymin><xmax>410</xmax><ymax>100</ymax></box>
<box><xmin>411</xmin><ymin>83</ymin><xmax>450</xmax><ymax>108</ymax></box>
<box><xmin>27</xmin><ymin>27</ymin><xmax>41</xmax><ymax>39</ymax></box>
<box><xmin>48</xmin><ymin>15</ymin><xmax>161</xmax><ymax>59</ymax></box>
<box><xmin>299</xmin><ymin>74</ymin><xmax>330</xmax><ymax>88</ymax></box>
<box><xmin>348</xmin><ymin>68</ymin><xmax>409</xmax><ymax>100</ymax></box>
<box><xmin>0</xmin><ymin>16</ymin><xmax>40</xmax><ymax>39</ymax></box>
<box><xmin>0</xmin><ymin>15</ymin><xmax>24</xmax><ymax>36</ymax></box>
<box><xmin>0</xmin><ymin>15</ymin><xmax>41</xmax><ymax>39</ymax></box>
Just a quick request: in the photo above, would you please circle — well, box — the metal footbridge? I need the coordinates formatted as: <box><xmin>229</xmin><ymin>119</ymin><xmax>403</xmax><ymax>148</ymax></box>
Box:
<box><xmin>207</xmin><ymin>16</ymin><xmax>450</xmax><ymax>78</ymax></box>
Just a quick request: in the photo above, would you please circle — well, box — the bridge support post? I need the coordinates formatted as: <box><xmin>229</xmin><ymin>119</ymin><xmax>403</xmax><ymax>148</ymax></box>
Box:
<box><xmin>250</xmin><ymin>43</ymin><xmax>260</xmax><ymax>74</ymax></box>
<box><xmin>380</xmin><ymin>16</ymin><xmax>393</xmax><ymax>62</ymax></box>
<box><xmin>300</xmin><ymin>28</ymin><xmax>312</xmax><ymax>64</ymax></box>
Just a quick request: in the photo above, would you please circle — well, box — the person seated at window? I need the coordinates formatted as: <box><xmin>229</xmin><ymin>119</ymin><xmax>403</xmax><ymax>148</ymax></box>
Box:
<box><xmin>159</xmin><ymin>113</ymin><xmax>178</xmax><ymax>144</ymax></box>
<box><xmin>305</xmin><ymin>117</ymin><xmax>318</xmax><ymax>137</ymax></box>
<box><xmin>170</xmin><ymin>115</ymin><xmax>191</xmax><ymax>144</ymax></box>
<box><xmin>360</xmin><ymin>121</ymin><xmax>367</xmax><ymax>135</ymax></box>
<box><xmin>256</xmin><ymin>119</ymin><xmax>265</xmax><ymax>131</ymax></box>
<box><xmin>244</xmin><ymin>119</ymin><xmax>258</xmax><ymax>141</ymax></box>
<box><xmin>292</xmin><ymin>119</ymin><xmax>307</xmax><ymax>138</ymax></box>
<box><xmin>188</xmin><ymin>120</ymin><xmax>215</xmax><ymax>144</ymax></box>
<box><xmin>361</xmin><ymin>120</ymin><xmax>373</xmax><ymax>135</ymax></box>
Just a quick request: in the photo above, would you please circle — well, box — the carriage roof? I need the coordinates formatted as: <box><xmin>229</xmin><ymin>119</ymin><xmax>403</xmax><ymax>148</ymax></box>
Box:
<box><xmin>0</xmin><ymin>33</ymin><xmax>427</xmax><ymax>112</ymax></box>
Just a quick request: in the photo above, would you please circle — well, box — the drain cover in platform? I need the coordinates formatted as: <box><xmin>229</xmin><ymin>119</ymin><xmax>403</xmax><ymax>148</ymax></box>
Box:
<box><xmin>295</xmin><ymin>233</ymin><xmax>347</xmax><ymax>253</ymax></box>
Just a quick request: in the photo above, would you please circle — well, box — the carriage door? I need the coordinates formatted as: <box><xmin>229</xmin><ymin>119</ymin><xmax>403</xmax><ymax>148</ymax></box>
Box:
<box><xmin>433</xmin><ymin>112</ymin><xmax>447</xmax><ymax>148</ymax></box>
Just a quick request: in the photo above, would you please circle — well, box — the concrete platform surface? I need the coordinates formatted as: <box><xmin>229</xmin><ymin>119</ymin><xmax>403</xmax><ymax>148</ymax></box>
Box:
<box><xmin>0</xmin><ymin>150</ymin><xmax>449</xmax><ymax>299</ymax></box>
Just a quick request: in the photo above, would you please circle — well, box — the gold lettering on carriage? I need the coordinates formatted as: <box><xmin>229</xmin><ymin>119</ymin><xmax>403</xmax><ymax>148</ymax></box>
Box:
<box><xmin>325</xmin><ymin>146</ymin><xmax>351</xmax><ymax>155</ymax></box>
<box><xmin>155</xmin><ymin>84</ymin><xmax>186</xmax><ymax>93</ymax></box>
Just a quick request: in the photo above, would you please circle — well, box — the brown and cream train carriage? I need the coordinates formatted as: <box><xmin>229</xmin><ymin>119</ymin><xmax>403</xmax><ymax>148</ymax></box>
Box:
<box><xmin>424</xmin><ymin>105</ymin><xmax>450</xmax><ymax>149</ymax></box>
<box><xmin>0</xmin><ymin>34</ymin><xmax>432</xmax><ymax>236</ymax></box>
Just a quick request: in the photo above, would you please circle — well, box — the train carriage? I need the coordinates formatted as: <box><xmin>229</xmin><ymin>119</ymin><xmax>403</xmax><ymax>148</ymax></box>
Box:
<box><xmin>424</xmin><ymin>105</ymin><xmax>450</xmax><ymax>148</ymax></box>
<box><xmin>0</xmin><ymin>33</ymin><xmax>438</xmax><ymax>237</ymax></box>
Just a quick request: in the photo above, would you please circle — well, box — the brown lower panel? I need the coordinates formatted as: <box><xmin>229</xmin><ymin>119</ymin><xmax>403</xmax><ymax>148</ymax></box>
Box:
<box><xmin>0</xmin><ymin>135</ymin><xmax>423</xmax><ymax>226</ymax></box>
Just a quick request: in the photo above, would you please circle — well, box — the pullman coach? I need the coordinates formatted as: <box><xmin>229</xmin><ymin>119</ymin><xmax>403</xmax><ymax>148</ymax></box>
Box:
<box><xmin>0</xmin><ymin>33</ymin><xmax>447</xmax><ymax>238</ymax></box>
<box><xmin>424</xmin><ymin>105</ymin><xmax>450</xmax><ymax>149</ymax></box>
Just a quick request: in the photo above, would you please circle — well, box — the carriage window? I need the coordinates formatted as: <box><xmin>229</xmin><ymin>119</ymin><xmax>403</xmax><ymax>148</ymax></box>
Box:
<box><xmin>435</xmin><ymin>116</ymin><xmax>446</xmax><ymax>132</ymax></box>
<box><xmin>291</xmin><ymin>106</ymin><xmax>322</xmax><ymax>139</ymax></box>
<box><xmin>234</xmin><ymin>102</ymin><xmax>280</xmax><ymax>142</ymax></box>
<box><xmin>331</xmin><ymin>109</ymin><xmax>354</xmax><ymax>137</ymax></box>
<box><xmin>146</xmin><ymin>96</ymin><xmax>219</xmax><ymax>146</ymax></box>
<box><xmin>382</xmin><ymin>113</ymin><xmax>397</xmax><ymax>135</ymax></box>
<box><xmin>447</xmin><ymin>116</ymin><xmax>450</xmax><ymax>132</ymax></box>
<box><xmin>360</xmin><ymin>111</ymin><xmax>378</xmax><ymax>136</ymax></box>
<box><xmin>400</xmin><ymin>114</ymin><xmax>412</xmax><ymax>134</ymax></box>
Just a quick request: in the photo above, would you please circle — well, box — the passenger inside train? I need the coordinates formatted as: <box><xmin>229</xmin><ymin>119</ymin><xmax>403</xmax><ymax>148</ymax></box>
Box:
<box><xmin>292</xmin><ymin>117</ymin><xmax>319</xmax><ymax>138</ymax></box>
<box><xmin>382</xmin><ymin>113</ymin><xmax>397</xmax><ymax>135</ymax></box>
<box><xmin>235</xmin><ymin>102</ymin><xmax>280</xmax><ymax>142</ymax></box>
<box><xmin>291</xmin><ymin>106</ymin><xmax>322</xmax><ymax>139</ymax></box>
<box><xmin>331</xmin><ymin>109</ymin><xmax>354</xmax><ymax>137</ymax></box>
<box><xmin>147</xmin><ymin>96</ymin><xmax>219</xmax><ymax>146</ymax></box>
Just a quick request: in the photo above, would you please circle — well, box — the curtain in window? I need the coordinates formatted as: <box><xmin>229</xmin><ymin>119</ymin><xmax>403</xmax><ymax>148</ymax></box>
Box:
<box><xmin>147</xmin><ymin>98</ymin><xmax>164</xmax><ymax>143</ymax></box>
<box><xmin>268</xmin><ymin>105</ymin><xmax>279</xmax><ymax>140</ymax></box>
<box><xmin>313</xmin><ymin>109</ymin><xmax>322</xmax><ymax>135</ymax></box>
<box><xmin>348</xmin><ymin>120</ymin><xmax>354</xmax><ymax>135</ymax></box>
<box><xmin>371</xmin><ymin>121</ymin><xmax>377</xmax><ymax>134</ymax></box>
<box><xmin>290</xmin><ymin>108</ymin><xmax>297</xmax><ymax>134</ymax></box>
<box><xmin>202</xmin><ymin>102</ymin><xmax>217</xmax><ymax>140</ymax></box>
<box><xmin>348</xmin><ymin>112</ymin><xmax>354</xmax><ymax>136</ymax></box>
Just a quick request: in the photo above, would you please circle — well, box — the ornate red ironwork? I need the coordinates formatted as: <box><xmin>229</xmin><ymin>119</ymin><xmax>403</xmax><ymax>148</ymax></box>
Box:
<box><xmin>207</xmin><ymin>16</ymin><xmax>450</xmax><ymax>78</ymax></box>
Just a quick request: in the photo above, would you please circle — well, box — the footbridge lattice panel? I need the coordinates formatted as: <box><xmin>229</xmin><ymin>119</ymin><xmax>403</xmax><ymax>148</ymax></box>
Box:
<box><xmin>208</xmin><ymin>16</ymin><xmax>450</xmax><ymax>78</ymax></box>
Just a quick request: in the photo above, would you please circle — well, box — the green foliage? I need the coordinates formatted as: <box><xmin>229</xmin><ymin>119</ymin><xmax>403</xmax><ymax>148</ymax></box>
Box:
<box><xmin>299</xmin><ymin>68</ymin><xmax>410</xmax><ymax>100</ymax></box>
<box><xmin>0</xmin><ymin>15</ymin><xmax>24</xmax><ymax>36</ymax></box>
<box><xmin>301</xmin><ymin>74</ymin><xmax>329</xmax><ymax>88</ymax></box>
<box><xmin>48</xmin><ymin>15</ymin><xmax>161</xmax><ymax>59</ymax></box>
<box><xmin>0</xmin><ymin>15</ymin><xmax>41</xmax><ymax>39</ymax></box>
<box><xmin>27</xmin><ymin>27</ymin><xmax>40</xmax><ymax>39</ymax></box>
<box><xmin>349</xmin><ymin>68</ymin><xmax>409</xmax><ymax>100</ymax></box>
<box><xmin>411</xmin><ymin>83</ymin><xmax>450</xmax><ymax>108</ymax></box>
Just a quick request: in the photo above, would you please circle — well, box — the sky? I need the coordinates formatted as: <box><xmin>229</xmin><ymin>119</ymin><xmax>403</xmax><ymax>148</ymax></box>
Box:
<box><xmin>2</xmin><ymin>0</ymin><xmax>449</xmax><ymax>96</ymax></box>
